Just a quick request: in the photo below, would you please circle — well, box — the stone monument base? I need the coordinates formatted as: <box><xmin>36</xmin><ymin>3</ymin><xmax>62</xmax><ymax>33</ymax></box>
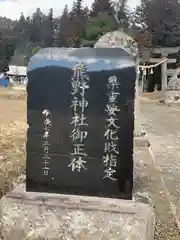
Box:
<box><xmin>0</xmin><ymin>183</ymin><xmax>155</xmax><ymax>240</ymax></box>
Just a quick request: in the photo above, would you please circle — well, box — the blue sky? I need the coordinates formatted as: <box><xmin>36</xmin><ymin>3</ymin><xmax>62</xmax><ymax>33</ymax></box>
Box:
<box><xmin>0</xmin><ymin>0</ymin><xmax>140</xmax><ymax>20</ymax></box>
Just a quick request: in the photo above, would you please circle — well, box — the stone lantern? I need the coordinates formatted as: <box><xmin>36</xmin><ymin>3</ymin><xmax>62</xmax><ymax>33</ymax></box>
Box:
<box><xmin>166</xmin><ymin>68</ymin><xmax>180</xmax><ymax>105</ymax></box>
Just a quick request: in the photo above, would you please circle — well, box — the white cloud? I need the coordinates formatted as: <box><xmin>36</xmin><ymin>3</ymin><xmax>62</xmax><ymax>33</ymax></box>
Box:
<box><xmin>0</xmin><ymin>0</ymin><xmax>140</xmax><ymax>20</ymax></box>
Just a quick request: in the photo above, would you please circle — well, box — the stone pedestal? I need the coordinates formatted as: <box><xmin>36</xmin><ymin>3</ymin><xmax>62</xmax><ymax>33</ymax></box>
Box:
<box><xmin>0</xmin><ymin>183</ymin><xmax>155</xmax><ymax>240</ymax></box>
<box><xmin>166</xmin><ymin>72</ymin><xmax>180</xmax><ymax>105</ymax></box>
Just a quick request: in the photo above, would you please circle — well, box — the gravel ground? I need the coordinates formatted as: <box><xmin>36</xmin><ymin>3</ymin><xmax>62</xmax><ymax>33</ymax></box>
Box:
<box><xmin>134</xmin><ymin>146</ymin><xmax>180</xmax><ymax>239</ymax></box>
<box><xmin>140</xmin><ymin>98</ymin><xmax>180</xmax><ymax>238</ymax></box>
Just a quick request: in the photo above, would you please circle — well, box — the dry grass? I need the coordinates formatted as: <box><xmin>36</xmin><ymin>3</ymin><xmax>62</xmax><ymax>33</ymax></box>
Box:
<box><xmin>0</xmin><ymin>87</ymin><xmax>27</xmax><ymax>197</ymax></box>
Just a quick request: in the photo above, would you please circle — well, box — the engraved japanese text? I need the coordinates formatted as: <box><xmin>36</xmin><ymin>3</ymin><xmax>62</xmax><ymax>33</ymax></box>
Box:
<box><xmin>103</xmin><ymin>76</ymin><xmax>120</xmax><ymax>180</ymax></box>
<box><xmin>42</xmin><ymin>109</ymin><xmax>52</xmax><ymax>176</ymax></box>
<box><xmin>69</xmin><ymin>63</ymin><xmax>89</xmax><ymax>172</ymax></box>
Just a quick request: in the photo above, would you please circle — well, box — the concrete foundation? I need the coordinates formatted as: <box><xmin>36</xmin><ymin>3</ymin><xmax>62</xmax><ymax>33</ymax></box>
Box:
<box><xmin>0</xmin><ymin>183</ymin><xmax>155</xmax><ymax>240</ymax></box>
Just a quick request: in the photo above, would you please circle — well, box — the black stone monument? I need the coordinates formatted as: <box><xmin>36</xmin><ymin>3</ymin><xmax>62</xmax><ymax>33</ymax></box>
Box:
<box><xmin>26</xmin><ymin>47</ymin><xmax>137</xmax><ymax>199</ymax></box>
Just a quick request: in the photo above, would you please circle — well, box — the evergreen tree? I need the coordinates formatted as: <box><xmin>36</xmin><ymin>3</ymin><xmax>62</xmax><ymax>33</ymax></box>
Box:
<box><xmin>43</xmin><ymin>8</ymin><xmax>54</xmax><ymax>47</ymax></box>
<box><xmin>135</xmin><ymin>0</ymin><xmax>180</xmax><ymax>47</ymax></box>
<box><xmin>70</xmin><ymin>0</ymin><xmax>83</xmax><ymax>17</ymax></box>
<box><xmin>68</xmin><ymin>0</ymin><xmax>88</xmax><ymax>47</ymax></box>
<box><xmin>14</xmin><ymin>13</ymin><xmax>29</xmax><ymax>44</ymax></box>
<box><xmin>84</xmin><ymin>6</ymin><xmax>89</xmax><ymax>19</ymax></box>
<box><xmin>31</xmin><ymin>8</ymin><xmax>44</xmax><ymax>44</ymax></box>
<box><xmin>0</xmin><ymin>34</ymin><xmax>10</xmax><ymax>71</ymax></box>
<box><xmin>6</xmin><ymin>0</ymin><xmax>180</xmax><ymax>64</ymax></box>
<box><xmin>54</xmin><ymin>4</ymin><xmax>72</xmax><ymax>47</ymax></box>
<box><xmin>114</xmin><ymin>0</ymin><xmax>129</xmax><ymax>31</ymax></box>
<box><xmin>90</xmin><ymin>0</ymin><xmax>114</xmax><ymax>17</ymax></box>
